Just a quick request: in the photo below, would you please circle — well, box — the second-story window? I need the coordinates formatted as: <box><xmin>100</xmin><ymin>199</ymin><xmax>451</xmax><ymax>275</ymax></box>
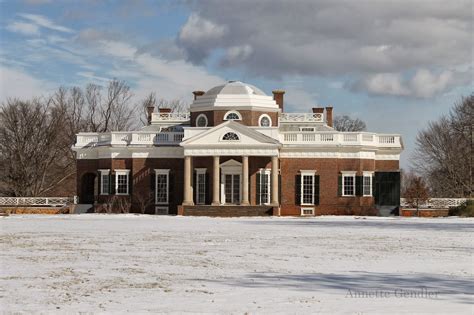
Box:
<box><xmin>224</xmin><ymin>111</ymin><xmax>241</xmax><ymax>121</ymax></box>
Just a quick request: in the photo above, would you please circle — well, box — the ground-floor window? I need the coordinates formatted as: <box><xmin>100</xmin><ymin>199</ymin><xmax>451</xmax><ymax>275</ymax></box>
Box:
<box><xmin>300</xmin><ymin>171</ymin><xmax>316</xmax><ymax>205</ymax></box>
<box><xmin>363</xmin><ymin>171</ymin><xmax>374</xmax><ymax>196</ymax></box>
<box><xmin>155</xmin><ymin>169</ymin><xmax>170</xmax><ymax>204</ymax></box>
<box><xmin>342</xmin><ymin>172</ymin><xmax>356</xmax><ymax>196</ymax></box>
<box><xmin>257</xmin><ymin>169</ymin><xmax>271</xmax><ymax>205</ymax></box>
<box><xmin>98</xmin><ymin>169</ymin><xmax>110</xmax><ymax>195</ymax></box>
<box><xmin>115</xmin><ymin>170</ymin><xmax>130</xmax><ymax>195</ymax></box>
<box><xmin>195</xmin><ymin>168</ymin><xmax>206</xmax><ymax>205</ymax></box>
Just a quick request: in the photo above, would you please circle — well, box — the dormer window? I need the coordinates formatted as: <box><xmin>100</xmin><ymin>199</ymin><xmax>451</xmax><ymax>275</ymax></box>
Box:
<box><xmin>224</xmin><ymin>111</ymin><xmax>242</xmax><ymax>121</ymax></box>
<box><xmin>196</xmin><ymin>114</ymin><xmax>208</xmax><ymax>127</ymax></box>
<box><xmin>222</xmin><ymin>132</ymin><xmax>240</xmax><ymax>141</ymax></box>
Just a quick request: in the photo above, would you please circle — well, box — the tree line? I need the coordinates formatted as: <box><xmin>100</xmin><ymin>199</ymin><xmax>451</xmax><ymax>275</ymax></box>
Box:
<box><xmin>0</xmin><ymin>79</ymin><xmax>185</xmax><ymax>197</ymax></box>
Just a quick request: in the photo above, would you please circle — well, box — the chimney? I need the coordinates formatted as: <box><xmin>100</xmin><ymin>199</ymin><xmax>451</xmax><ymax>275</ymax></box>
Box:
<box><xmin>325</xmin><ymin>106</ymin><xmax>333</xmax><ymax>127</ymax></box>
<box><xmin>272</xmin><ymin>89</ymin><xmax>285</xmax><ymax>111</ymax></box>
<box><xmin>158</xmin><ymin>108</ymin><xmax>172</xmax><ymax>114</ymax></box>
<box><xmin>312</xmin><ymin>107</ymin><xmax>324</xmax><ymax>114</ymax></box>
<box><xmin>192</xmin><ymin>90</ymin><xmax>205</xmax><ymax>100</ymax></box>
<box><xmin>146</xmin><ymin>105</ymin><xmax>154</xmax><ymax>125</ymax></box>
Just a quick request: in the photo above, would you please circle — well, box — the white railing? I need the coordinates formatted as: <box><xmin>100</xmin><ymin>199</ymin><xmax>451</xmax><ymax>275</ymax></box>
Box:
<box><xmin>0</xmin><ymin>197</ymin><xmax>76</xmax><ymax>207</ymax></box>
<box><xmin>151</xmin><ymin>112</ymin><xmax>190</xmax><ymax>122</ymax></box>
<box><xmin>280</xmin><ymin>132</ymin><xmax>401</xmax><ymax>147</ymax></box>
<box><xmin>400</xmin><ymin>198</ymin><xmax>470</xmax><ymax>209</ymax></box>
<box><xmin>280</xmin><ymin>113</ymin><xmax>324</xmax><ymax>123</ymax></box>
<box><xmin>75</xmin><ymin>131</ymin><xmax>184</xmax><ymax>147</ymax></box>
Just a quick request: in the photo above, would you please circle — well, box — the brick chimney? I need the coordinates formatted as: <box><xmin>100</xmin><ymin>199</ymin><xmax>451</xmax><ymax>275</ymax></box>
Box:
<box><xmin>146</xmin><ymin>105</ymin><xmax>154</xmax><ymax>125</ymax></box>
<box><xmin>312</xmin><ymin>107</ymin><xmax>324</xmax><ymax>114</ymax></box>
<box><xmin>158</xmin><ymin>108</ymin><xmax>172</xmax><ymax>114</ymax></box>
<box><xmin>272</xmin><ymin>89</ymin><xmax>285</xmax><ymax>111</ymax></box>
<box><xmin>325</xmin><ymin>106</ymin><xmax>333</xmax><ymax>127</ymax></box>
<box><xmin>192</xmin><ymin>90</ymin><xmax>205</xmax><ymax>100</ymax></box>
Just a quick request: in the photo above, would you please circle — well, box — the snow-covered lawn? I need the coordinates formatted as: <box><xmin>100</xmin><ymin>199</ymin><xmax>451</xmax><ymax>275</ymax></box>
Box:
<box><xmin>0</xmin><ymin>215</ymin><xmax>472</xmax><ymax>314</ymax></box>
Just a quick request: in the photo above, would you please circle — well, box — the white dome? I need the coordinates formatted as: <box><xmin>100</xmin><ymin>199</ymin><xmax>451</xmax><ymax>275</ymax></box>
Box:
<box><xmin>205</xmin><ymin>81</ymin><xmax>267</xmax><ymax>96</ymax></box>
<box><xmin>191</xmin><ymin>81</ymin><xmax>278</xmax><ymax>112</ymax></box>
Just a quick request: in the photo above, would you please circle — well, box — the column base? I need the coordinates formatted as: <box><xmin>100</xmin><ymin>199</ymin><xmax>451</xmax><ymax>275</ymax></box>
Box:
<box><xmin>240</xmin><ymin>202</ymin><xmax>250</xmax><ymax>206</ymax></box>
<box><xmin>182</xmin><ymin>201</ymin><xmax>194</xmax><ymax>206</ymax></box>
<box><xmin>211</xmin><ymin>202</ymin><xmax>220</xmax><ymax>206</ymax></box>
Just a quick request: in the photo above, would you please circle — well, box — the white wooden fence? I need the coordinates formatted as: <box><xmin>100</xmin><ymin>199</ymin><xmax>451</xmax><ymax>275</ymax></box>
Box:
<box><xmin>0</xmin><ymin>197</ymin><xmax>77</xmax><ymax>207</ymax></box>
<box><xmin>400</xmin><ymin>198</ymin><xmax>469</xmax><ymax>209</ymax></box>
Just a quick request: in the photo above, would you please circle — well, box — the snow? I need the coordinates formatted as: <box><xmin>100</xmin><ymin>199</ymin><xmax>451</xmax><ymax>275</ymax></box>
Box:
<box><xmin>1</xmin><ymin>215</ymin><xmax>473</xmax><ymax>313</ymax></box>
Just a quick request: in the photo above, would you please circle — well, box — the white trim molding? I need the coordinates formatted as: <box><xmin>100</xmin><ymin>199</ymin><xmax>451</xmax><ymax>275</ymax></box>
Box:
<box><xmin>300</xmin><ymin>170</ymin><xmax>317</xmax><ymax>205</ymax></box>
<box><xmin>363</xmin><ymin>171</ymin><xmax>374</xmax><ymax>197</ymax></box>
<box><xmin>195</xmin><ymin>168</ymin><xmax>207</xmax><ymax>205</ymax></box>
<box><xmin>115</xmin><ymin>169</ymin><xmax>130</xmax><ymax>195</ymax></box>
<box><xmin>258</xmin><ymin>114</ymin><xmax>272</xmax><ymax>127</ymax></box>
<box><xmin>155</xmin><ymin>169</ymin><xmax>170</xmax><ymax>205</ymax></box>
<box><xmin>341</xmin><ymin>171</ymin><xmax>356</xmax><ymax>197</ymax></box>
<box><xmin>98</xmin><ymin>169</ymin><xmax>110</xmax><ymax>195</ymax></box>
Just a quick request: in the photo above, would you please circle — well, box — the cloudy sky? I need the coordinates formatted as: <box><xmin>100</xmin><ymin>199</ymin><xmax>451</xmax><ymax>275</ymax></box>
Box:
<box><xmin>0</xmin><ymin>0</ymin><xmax>472</xmax><ymax>168</ymax></box>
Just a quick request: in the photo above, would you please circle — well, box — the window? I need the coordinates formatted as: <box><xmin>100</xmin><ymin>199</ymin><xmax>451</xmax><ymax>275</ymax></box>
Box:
<box><xmin>195</xmin><ymin>169</ymin><xmax>206</xmax><ymax>205</ymax></box>
<box><xmin>342</xmin><ymin>172</ymin><xmax>356</xmax><ymax>196</ymax></box>
<box><xmin>300</xmin><ymin>127</ymin><xmax>315</xmax><ymax>132</ymax></box>
<box><xmin>155</xmin><ymin>169</ymin><xmax>170</xmax><ymax>204</ymax></box>
<box><xmin>258</xmin><ymin>169</ymin><xmax>271</xmax><ymax>204</ymax></box>
<box><xmin>363</xmin><ymin>171</ymin><xmax>374</xmax><ymax>196</ymax></box>
<box><xmin>155</xmin><ymin>206</ymin><xmax>169</xmax><ymax>215</ymax></box>
<box><xmin>222</xmin><ymin>132</ymin><xmax>240</xmax><ymax>141</ymax></box>
<box><xmin>300</xmin><ymin>171</ymin><xmax>316</xmax><ymax>205</ymax></box>
<box><xmin>301</xmin><ymin>207</ymin><xmax>314</xmax><ymax>215</ymax></box>
<box><xmin>99</xmin><ymin>169</ymin><xmax>110</xmax><ymax>195</ymax></box>
<box><xmin>115</xmin><ymin>170</ymin><xmax>130</xmax><ymax>195</ymax></box>
<box><xmin>224</xmin><ymin>111</ymin><xmax>241</xmax><ymax>120</ymax></box>
<box><xmin>259</xmin><ymin>114</ymin><xmax>272</xmax><ymax>127</ymax></box>
<box><xmin>196</xmin><ymin>114</ymin><xmax>208</xmax><ymax>127</ymax></box>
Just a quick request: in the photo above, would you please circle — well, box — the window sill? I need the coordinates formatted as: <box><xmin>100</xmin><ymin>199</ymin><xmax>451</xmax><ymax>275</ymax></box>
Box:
<box><xmin>116</xmin><ymin>193</ymin><xmax>129</xmax><ymax>196</ymax></box>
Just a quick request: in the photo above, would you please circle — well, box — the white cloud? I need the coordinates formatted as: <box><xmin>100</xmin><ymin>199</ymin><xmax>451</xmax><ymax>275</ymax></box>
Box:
<box><xmin>283</xmin><ymin>85</ymin><xmax>319</xmax><ymax>112</ymax></box>
<box><xmin>0</xmin><ymin>65</ymin><xmax>55</xmax><ymax>101</ymax></box>
<box><xmin>178</xmin><ymin>13</ymin><xmax>227</xmax><ymax>44</ymax></box>
<box><xmin>355</xmin><ymin>69</ymin><xmax>456</xmax><ymax>98</ymax></box>
<box><xmin>18</xmin><ymin>13</ymin><xmax>74</xmax><ymax>33</ymax></box>
<box><xmin>6</xmin><ymin>21</ymin><xmax>40</xmax><ymax>35</ymax></box>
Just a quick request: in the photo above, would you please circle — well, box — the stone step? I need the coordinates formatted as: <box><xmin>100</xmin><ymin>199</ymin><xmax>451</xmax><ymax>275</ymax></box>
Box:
<box><xmin>183</xmin><ymin>205</ymin><xmax>273</xmax><ymax>217</ymax></box>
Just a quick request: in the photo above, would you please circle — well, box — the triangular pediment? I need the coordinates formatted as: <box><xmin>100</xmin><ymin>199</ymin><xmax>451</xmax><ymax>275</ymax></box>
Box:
<box><xmin>181</xmin><ymin>121</ymin><xmax>281</xmax><ymax>148</ymax></box>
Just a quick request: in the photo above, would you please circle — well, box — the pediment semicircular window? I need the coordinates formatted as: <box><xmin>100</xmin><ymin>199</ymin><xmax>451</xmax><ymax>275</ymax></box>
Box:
<box><xmin>221</xmin><ymin>132</ymin><xmax>240</xmax><ymax>141</ymax></box>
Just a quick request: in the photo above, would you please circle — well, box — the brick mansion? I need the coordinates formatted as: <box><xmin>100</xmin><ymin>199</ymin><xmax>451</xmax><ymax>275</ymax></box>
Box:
<box><xmin>73</xmin><ymin>81</ymin><xmax>403</xmax><ymax>216</ymax></box>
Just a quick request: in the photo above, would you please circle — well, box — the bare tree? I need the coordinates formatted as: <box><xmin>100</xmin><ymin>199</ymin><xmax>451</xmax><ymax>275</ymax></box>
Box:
<box><xmin>404</xmin><ymin>176</ymin><xmax>430</xmax><ymax>216</ymax></box>
<box><xmin>0</xmin><ymin>98</ymin><xmax>74</xmax><ymax>196</ymax></box>
<box><xmin>333</xmin><ymin>115</ymin><xmax>366</xmax><ymax>131</ymax></box>
<box><xmin>138</xmin><ymin>92</ymin><xmax>188</xmax><ymax>127</ymax></box>
<box><xmin>413</xmin><ymin>94</ymin><xmax>473</xmax><ymax>197</ymax></box>
<box><xmin>133</xmin><ymin>190</ymin><xmax>155</xmax><ymax>214</ymax></box>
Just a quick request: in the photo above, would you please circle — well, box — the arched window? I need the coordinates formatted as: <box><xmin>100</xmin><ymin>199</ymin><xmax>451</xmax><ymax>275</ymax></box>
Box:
<box><xmin>259</xmin><ymin>114</ymin><xmax>272</xmax><ymax>127</ymax></box>
<box><xmin>196</xmin><ymin>114</ymin><xmax>208</xmax><ymax>127</ymax></box>
<box><xmin>224</xmin><ymin>111</ymin><xmax>242</xmax><ymax>121</ymax></box>
<box><xmin>222</xmin><ymin>132</ymin><xmax>240</xmax><ymax>141</ymax></box>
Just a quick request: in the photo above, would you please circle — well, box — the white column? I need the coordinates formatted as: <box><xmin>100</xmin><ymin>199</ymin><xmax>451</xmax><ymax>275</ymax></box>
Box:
<box><xmin>183</xmin><ymin>156</ymin><xmax>194</xmax><ymax>205</ymax></box>
<box><xmin>241</xmin><ymin>156</ymin><xmax>250</xmax><ymax>205</ymax></box>
<box><xmin>271</xmin><ymin>156</ymin><xmax>279</xmax><ymax>206</ymax></box>
<box><xmin>212</xmin><ymin>156</ymin><xmax>220</xmax><ymax>205</ymax></box>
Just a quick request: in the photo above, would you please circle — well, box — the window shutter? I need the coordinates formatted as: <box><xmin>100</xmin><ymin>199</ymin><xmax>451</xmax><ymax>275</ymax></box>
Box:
<box><xmin>295</xmin><ymin>174</ymin><xmax>301</xmax><ymax>205</ymax></box>
<box><xmin>110</xmin><ymin>173</ymin><xmax>115</xmax><ymax>195</ymax></box>
<box><xmin>168</xmin><ymin>172</ymin><xmax>174</xmax><ymax>204</ymax></box>
<box><xmin>205</xmin><ymin>173</ymin><xmax>210</xmax><ymax>205</ymax></box>
<box><xmin>129</xmin><ymin>173</ymin><xmax>133</xmax><ymax>196</ymax></box>
<box><xmin>372</xmin><ymin>175</ymin><xmax>375</xmax><ymax>196</ymax></box>
<box><xmin>193</xmin><ymin>170</ymin><xmax>197</xmax><ymax>204</ymax></box>
<box><xmin>337</xmin><ymin>175</ymin><xmax>342</xmax><ymax>196</ymax></box>
<box><xmin>356</xmin><ymin>176</ymin><xmax>363</xmax><ymax>196</ymax></box>
<box><xmin>278</xmin><ymin>174</ymin><xmax>282</xmax><ymax>204</ymax></box>
<box><xmin>314</xmin><ymin>175</ymin><xmax>320</xmax><ymax>205</ymax></box>
<box><xmin>97</xmin><ymin>171</ymin><xmax>101</xmax><ymax>195</ymax></box>
<box><xmin>256</xmin><ymin>173</ymin><xmax>261</xmax><ymax>205</ymax></box>
<box><xmin>150</xmin><ymin>171</ymin><xmax>155</xmax><ymax>202</ymax></box>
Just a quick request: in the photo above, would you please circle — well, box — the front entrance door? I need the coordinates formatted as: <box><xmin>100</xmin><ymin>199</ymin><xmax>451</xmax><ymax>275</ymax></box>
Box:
<box><xmin>224</xmin><ymin>174</ymin><xmax>241</xmax><ymax>204</ymax></box>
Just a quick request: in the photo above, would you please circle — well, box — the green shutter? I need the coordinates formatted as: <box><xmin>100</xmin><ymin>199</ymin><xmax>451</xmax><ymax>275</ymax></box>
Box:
<box><xmin>205</xmin><ymin>173</ymin><xmax>210</xmax><ymax>205</ymax></box>
<box><xmin>278</xmin><ymin>174</ymin><xmax>282</xmax><ymax>204</ymax></box>
<box><xmin>356</xmin><ymin>176</ymin><xmax>363</xmax><ymax>196</ymax></box>
<box><xmin>314</xmin><ymin>175</ymin><xmax>320</xmax><ymax>205</ymax></box>
<box><xmin>337</xmin><ymin>175</ymin><xmax>342</xmax><ymax>196</ymax></box>
<box><xmin>256</xmin><ymin>173</ymin><xmax>261</xmax><ymax>205</ymax></box>
<box><xmin>109</xmin><ymin>173</ymin><xmax>115</xmax><ymax>195</ymax></box>
<box><xmin>150</xmin><ymin>171</ymin><xmax>155</xmax><ymax>203</ymax></box>
<box><xmin>97</xmin><ymin>171</ymin><xmax>101</xmax><ymax>195</ymax></box>
<box><xmin>295</xmin><ymin>174</ymin><xmax>301</xmax><ymax>205</ymax></box>
<box><xmin>129</xmin><ymin>172</ymin><xmax>133</xmax><ymax>196</ymax></box>
<box><xmin>168</xmin><ymin>172</ymin><xmax>174</xmax><ymax>205</ymax></box>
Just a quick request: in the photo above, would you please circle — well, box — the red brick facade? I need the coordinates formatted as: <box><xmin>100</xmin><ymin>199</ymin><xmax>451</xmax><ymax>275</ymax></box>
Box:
<box><xmin>190</xmin><ymin>110</ymin><xmax>278</xmax><ymax>127</ymax></box>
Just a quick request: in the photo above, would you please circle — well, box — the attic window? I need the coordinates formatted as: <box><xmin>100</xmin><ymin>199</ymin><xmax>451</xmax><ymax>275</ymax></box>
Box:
<box><xmin>224</xmin><ymin>111</ymin><xmax>241</xmax><ymax>121</ymax></box>
<box><xmin>196</xmin><ymin>114</ymin><xmax>208</xmax><ymax>127</ymax></box>
<box><xmin>222</xmin><ymin>132</ymin><xmax>240</xmax><ymax>141</ymax></box>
